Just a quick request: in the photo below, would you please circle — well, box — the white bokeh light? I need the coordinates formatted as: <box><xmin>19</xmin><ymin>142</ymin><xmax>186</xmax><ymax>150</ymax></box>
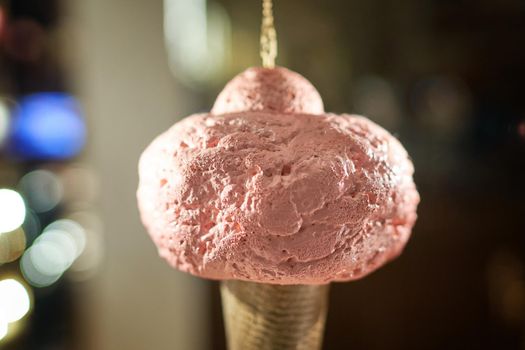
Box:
<box><xmin>37</xmin><ymin>229</ymin><xmax>77</xmax><ymax>266</ymax></box>
<box><xmin>0</xmin><ymin>279</ymin><xmax>31</xmax><ymax>323</ymax></box>
<box><xmin>29</xmin><ymin>241</ymin><xmax>70</xmax><ymax>277</ymax></box>
<box><xmin>45</xmin><ymin>219</ymin><xmax>86</xmax><ymax>257</ymax></box>
<box><xmin>21</xmin><ymin>248</ymin><xmax>61</xmax><ymax>288</ymax></box>
<box><xmin>0</xmin><ymin>189</ymin><xmax>26</xmax><ymax>234</ymax></box>
<box><xmin>164</xmin><ymin>0</ymin><xmax>231</xmax><ymax>85</ymax></box>
<box><xmin>20</xmin><ymin>219</ymin><xmax>88</xmax><ymax>288</ymax></box>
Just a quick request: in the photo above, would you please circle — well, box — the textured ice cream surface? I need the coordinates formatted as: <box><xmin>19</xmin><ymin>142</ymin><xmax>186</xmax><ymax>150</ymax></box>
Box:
<box><xmin>212</xmin><ymin>66</ymin><xmax>324</xmax><ymax>115</ymax></box>
<box><xmin>137</xmin><ymin>111</ymin><xmax>419</xmax><ymax>284</ymax></box>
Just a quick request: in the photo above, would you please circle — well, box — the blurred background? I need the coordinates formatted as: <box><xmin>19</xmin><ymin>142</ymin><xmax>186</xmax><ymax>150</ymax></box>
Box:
<box><xmin>0</xmin><ymin>0</ymin><xmax>524</xmax><ymax>349</ymax></box>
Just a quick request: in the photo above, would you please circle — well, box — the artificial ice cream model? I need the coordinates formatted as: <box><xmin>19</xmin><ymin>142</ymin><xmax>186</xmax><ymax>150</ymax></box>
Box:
<box><xmin>137</xmin><ymin>1</ymin><xmax>419</xmax><ymax>349</ymax></box>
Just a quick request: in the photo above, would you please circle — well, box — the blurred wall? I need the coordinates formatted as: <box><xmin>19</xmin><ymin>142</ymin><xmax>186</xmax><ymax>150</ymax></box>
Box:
<box><xmin>64</xmin><ymin>1</ymin><xmax>209</xmax><ymax>349</ymax></box>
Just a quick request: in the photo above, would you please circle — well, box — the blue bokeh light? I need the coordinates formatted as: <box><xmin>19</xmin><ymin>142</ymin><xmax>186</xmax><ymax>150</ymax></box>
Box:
<box><xmin>7</xmin><ymin>93</ymin><xmax>86</xmax><ymax>161</ymax></box>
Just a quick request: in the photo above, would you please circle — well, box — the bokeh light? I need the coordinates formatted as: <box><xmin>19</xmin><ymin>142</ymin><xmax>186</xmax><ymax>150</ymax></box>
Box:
<box><xmin>411</xmin><ymin>77</ymin><xmax>472</xmax><ymax>134</ymax></box>
<box><xmin>7</xmin><ymin>93</ymin><xmax>86</xmax><ymax>161</ymax></box>
<box><xmin>19</xmin><ymin>169</ymin><xmax>64</xmax><ymax>213</ymax></box>
<box><xmin>37</xmin><ymin>230</ymin><xmax>78</xmax><ymax>266</ymax></box>
<box><xmin>487</xmin><ymin>251</ymin><xmax>525</xmax><ymax>325</ymax></box>
<box><xmin>0</xmin><ymin>279</ymin><xmax>31</xmax><ymax>323</ymax></box>
<box><xmin>45</xmin><ymin>219</ymin><xmax>87</xmax><ymax>257</ymax></box>
<box><xmin>0</xmin><ymin>189</ymin><xmax>26</xmax><ymax>234</ymax></box>
<box><xmin>20</xmin><ymin>219</ymin><xmax>87</xmax><ymax>288</ymax></box>
<box><xmin>21</xmin><ymin>241</ymin><xmax>68</xmax><ymax>287</ymax></box>
<box><xmin>164</xmin><ymin>0</ymin><xmax>231</xmax><ymax>86</ymax></box>
<box><xmin>353</xmin><ymin>76</ymin><xmax>401</xmax><ymax>132</ymax></box>
<box><xmin>0</xmin><ymin>227</ymin><xmax>26</xmax><ymax>264</ymax></box>
<box><xmin>29</xmin><ymin>240</ymin><xmax>70</xmax><ymax>277</ymax></box>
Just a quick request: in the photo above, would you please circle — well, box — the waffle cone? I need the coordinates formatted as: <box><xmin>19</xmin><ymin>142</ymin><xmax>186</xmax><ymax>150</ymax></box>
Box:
<box><xmin>220</xmin><ymin>280</ymin><xmax>330</xmax><ymax>350</ymax></box>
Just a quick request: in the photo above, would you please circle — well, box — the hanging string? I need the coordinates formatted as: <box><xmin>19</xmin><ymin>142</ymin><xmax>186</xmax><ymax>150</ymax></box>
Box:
<box><xmin>260</xmin><ymin>0</ymin><xmax>278</xmax><ymax>68</ymax></box>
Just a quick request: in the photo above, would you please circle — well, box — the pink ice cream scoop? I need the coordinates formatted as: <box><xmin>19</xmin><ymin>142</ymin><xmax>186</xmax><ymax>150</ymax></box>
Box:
<box><xmin>137</xmin><ymin>66</ymin><xmax>419</xmax><ymax>285</ymax></box>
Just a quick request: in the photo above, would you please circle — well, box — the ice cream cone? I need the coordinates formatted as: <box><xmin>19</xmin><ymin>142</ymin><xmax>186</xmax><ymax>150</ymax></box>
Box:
<box><xmin>138</xmin><ymin>2</ymin><xmax>419</xmax><ymax>346</ymax></box>
<box><xmin>220</xmin><ymin>280</ymin><xmax>330</xmax><ymax>350</ymax></box>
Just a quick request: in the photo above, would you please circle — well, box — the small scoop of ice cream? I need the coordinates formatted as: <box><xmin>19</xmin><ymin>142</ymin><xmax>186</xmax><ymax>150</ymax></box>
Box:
<box><xmin>212</xmin><ymin>66</ymin><xmax>324</xmax><ymax>115</ymax></box>
<box><xmin>137</xmin><ymin>67</ymin><xmax>419</xmax><ymax>285</ymax></box>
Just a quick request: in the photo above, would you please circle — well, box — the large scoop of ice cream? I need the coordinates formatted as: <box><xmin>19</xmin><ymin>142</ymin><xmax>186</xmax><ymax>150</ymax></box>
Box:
<box><xmin>137</xmin><ymin>67</ymin><xmax>419</xmax><ymax>284</ymax></box>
